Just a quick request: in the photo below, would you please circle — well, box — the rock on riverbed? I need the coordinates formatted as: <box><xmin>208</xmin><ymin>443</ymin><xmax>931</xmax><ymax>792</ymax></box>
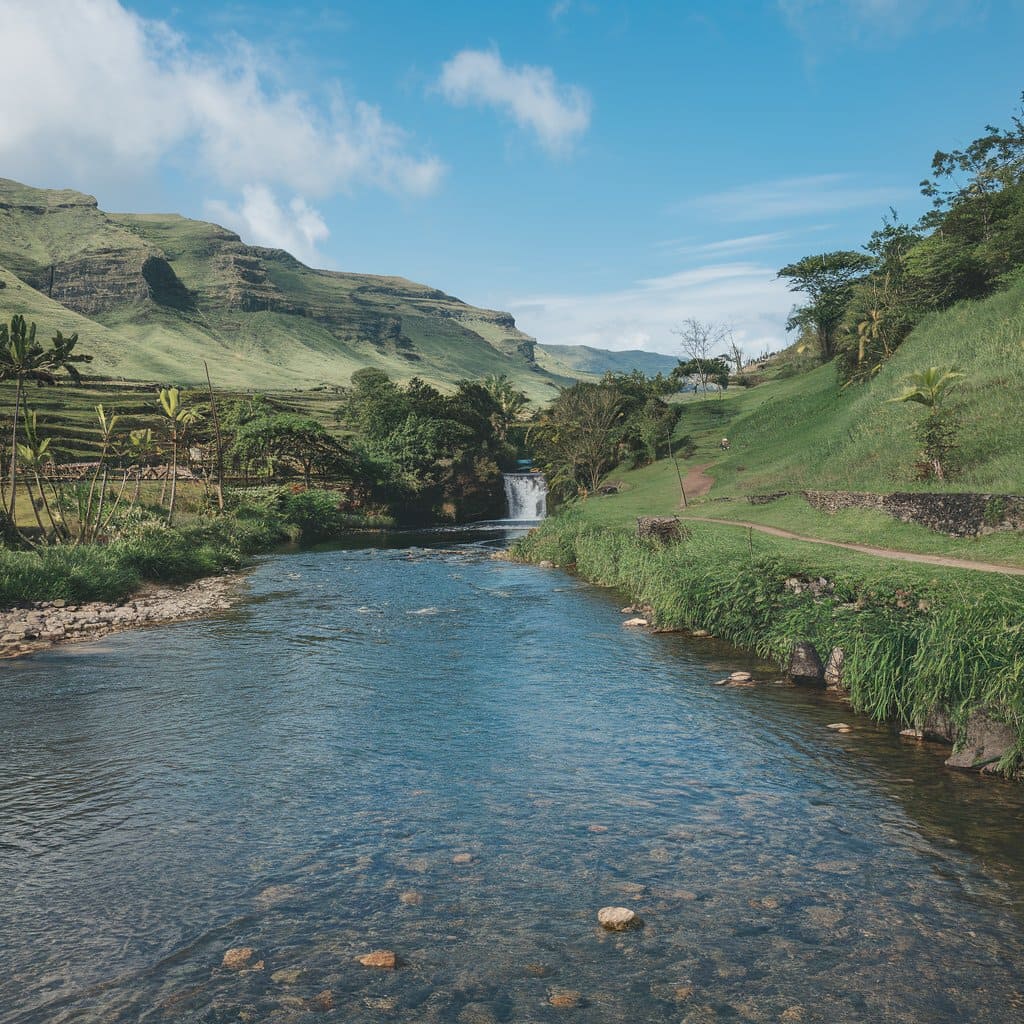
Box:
<box><xmin>0</xmin><ymin>574</ymin><xmax>244</xmax><ymax>659</ymax></box>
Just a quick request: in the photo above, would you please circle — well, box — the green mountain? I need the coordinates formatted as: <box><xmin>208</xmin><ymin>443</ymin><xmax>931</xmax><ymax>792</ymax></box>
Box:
<box><xmin>535</xmin><ymin>343</ymin><xmax>679</xmax><ymax>379</ymax></box>
<box><xmin>0</xmin><ymin>178</ymin><xmax>576</xmax><ymax>401</ymax></box>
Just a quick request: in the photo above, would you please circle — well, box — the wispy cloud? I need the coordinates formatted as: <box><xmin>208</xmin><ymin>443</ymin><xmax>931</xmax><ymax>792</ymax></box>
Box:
<box><xmin>436</xmin><ymin>48</ymin><xmax>591</xmax><ymax>155</ymax></box>
<box><xmin>206</xmin><ymin>186</ymin><xmax>330</xmax><ymax>264</ymax></box>
<box><xmin>0</xmin><ymin>0</ymin><xmax>444</xmax><ymax>254</ymax></box>
<box><xmin>508</xmin><ymin>262</ymin><xmax>794</xmax><ymax>358</ymax></box>
<box><xmin>778</xmin><ymin>0</ymin><xmax>982</xmax><ymax>45</ymax></box>
<box><xmin>681</xmin><ymin>174</ymin><xmax>899</xmax><ymax>223</ymax></box>
<box><xmin>656</xmin><ymin>232</ymin><xmax>793</xmax><ymax>258</ymax></box>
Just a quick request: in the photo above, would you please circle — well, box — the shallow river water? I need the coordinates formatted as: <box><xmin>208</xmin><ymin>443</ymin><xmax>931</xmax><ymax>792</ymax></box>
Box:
<box><xmin>2</xmin><ymin>531</ymin><xmax>1024</xmax><ymax>1023</ymax></box>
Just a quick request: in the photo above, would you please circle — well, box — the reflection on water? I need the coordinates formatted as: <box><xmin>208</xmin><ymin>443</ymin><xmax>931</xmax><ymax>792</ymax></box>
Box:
<box><xmin>2</xmin><ymin>532</ymin><xmax>1024</xmax><ymax>1023</ymax></box>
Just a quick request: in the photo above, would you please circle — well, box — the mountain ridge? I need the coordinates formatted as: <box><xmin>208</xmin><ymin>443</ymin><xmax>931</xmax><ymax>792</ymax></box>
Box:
<box><xmin>0</xmin><ymin>178</ymin><xmax>682</xmax><ymax>396</ymax></box>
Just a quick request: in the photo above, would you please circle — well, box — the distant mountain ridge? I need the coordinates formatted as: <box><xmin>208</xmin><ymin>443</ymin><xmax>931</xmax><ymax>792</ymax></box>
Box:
<box><xmin>0</xmin><ymin>178</ymin><xmax>602</xmax><ymax>399</ymax></box>
<box><xmin>535</xmin><ymin>343</ymin><xmax>679</xmax><ymax>378</ymax></box>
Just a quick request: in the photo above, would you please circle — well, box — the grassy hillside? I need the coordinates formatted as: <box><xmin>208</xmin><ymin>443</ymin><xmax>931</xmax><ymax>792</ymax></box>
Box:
<box><xmin>562</xmin><ymin>279</ymin><xmax>1024</xmax><ymax>568</ymax></box>
<box><xmin>536</xmin><ymin>343</ymin><xmax>679</xmax><ymax>379</ymax></box>
<box><xmin>705</xmin><ymin>277</ymin><xmax>1024</xmax><ymax>496</ymax></box>
<box><xmin>0</xmin><ymin>178</ymin><xmax>572</xmax><ymax>400</ymax></box>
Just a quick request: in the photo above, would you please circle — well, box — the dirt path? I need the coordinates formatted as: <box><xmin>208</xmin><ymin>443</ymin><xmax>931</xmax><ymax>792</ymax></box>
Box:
<box><xmin>680</xmin><ymin>462</ymin><xmax>715</xmax><ymax>501</ymax></box>
<box><xmin>681</xmin><ymin>515</ymin><xmax>1024</xmax><ymax>576</ymax></box>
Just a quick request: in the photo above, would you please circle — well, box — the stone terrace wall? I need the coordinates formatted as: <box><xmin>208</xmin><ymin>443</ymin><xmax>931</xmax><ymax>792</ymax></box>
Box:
<box><xmin>802</xmin><ymin>490</ymin><xmax>1024</xmax><ymax>537</ymax></box>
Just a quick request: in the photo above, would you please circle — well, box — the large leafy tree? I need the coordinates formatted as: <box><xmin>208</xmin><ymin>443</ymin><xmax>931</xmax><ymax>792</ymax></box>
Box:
<box><xmin>534</xmin><ymin>382</ymin><xmax>624</xmax><ymax>496</ymax></box>
<box><xmin>777</xmin><ymin>251</ymin><xmax>874</xmax><ymax>361</ymax></box>
<box><xmin>231</xmin><ymin>413</ymin><xmax>355</xmax><ymax>486</ymax></box>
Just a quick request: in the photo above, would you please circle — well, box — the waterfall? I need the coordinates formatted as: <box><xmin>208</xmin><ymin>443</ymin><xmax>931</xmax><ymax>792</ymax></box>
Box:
<box><xmin>502</xmin><ymin>473</ymin><xmax>548</xmax><ymax>521</ymax></box>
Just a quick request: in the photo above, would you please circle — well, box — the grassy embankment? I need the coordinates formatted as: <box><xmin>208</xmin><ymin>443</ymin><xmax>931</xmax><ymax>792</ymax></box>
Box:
<box><xmin>514</xmin><ymin>285</ymin><xmax>1024</xmax><ymax>772</ymax></box>
<box><xmin>0</xmin><ymin>486</ymin><xmax>392</xmax><ymax>608</ymax></box>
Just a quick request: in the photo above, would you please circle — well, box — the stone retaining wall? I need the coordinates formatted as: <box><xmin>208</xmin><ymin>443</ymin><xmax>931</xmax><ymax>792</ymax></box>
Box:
<box><xmin>745</xmin><ymin>489</ymin><xmax>1024</xmax><ymax>535</ymax></box>
<box><xmin>801</xmin><ymin>490</ymin><xmax>1024</xmax><ymax>537</ymax></box>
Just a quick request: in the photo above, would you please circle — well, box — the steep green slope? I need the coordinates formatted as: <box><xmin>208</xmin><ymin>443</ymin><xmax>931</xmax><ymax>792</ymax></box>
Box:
<box><xmin>536</xmin><ymin>343</ymin><xmax>679</xmax><ymax>379</ymax></box>
<box><xmin>708</xmin><ymin>278</ymin><xmax>1024</xmax><ymax>495</ymax></box>
<box><xmin>0</xmin><ymin>178</ymin><xmax>570</xmax><ymax>399</ymax></box>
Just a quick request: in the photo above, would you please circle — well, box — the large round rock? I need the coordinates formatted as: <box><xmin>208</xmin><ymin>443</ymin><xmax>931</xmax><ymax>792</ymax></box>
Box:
<box><xmin>597</xmin><ymin>906</ymin><xmax>643</xmax><ymax>931</ymax></box>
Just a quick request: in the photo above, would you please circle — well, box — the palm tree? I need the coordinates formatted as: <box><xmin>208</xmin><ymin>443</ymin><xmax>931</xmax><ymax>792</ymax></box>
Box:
<box><xmin>889</xmin><ymin>366</ymin><xmax>965</xmax><ymax>480</ymax></box>
<box><xmin>482</xmin><ymin>373</ymin><xmax>529</xmax><ymax>441</ymax></box>
<box><xmin>0</xmin><ymin>317</ymin><xmax>91</xmax><ymax>528</ymax></box>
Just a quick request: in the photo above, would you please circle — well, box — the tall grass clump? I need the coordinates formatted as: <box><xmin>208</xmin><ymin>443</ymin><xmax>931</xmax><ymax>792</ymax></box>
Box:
<box><xmin>512</xmin><ymin>514</ymin><xmax>1024</xmax><ymax>773</ymax></box>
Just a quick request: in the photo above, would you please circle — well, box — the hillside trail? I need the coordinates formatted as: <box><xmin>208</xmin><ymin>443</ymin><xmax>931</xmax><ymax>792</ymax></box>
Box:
<box><xmin>676</xmin><ymin>464</ymin><xmax>1024</xmax><ymax>577</ymax></box>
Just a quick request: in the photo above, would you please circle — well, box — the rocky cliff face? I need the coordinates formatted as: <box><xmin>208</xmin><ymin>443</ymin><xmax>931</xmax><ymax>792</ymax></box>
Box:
<box><xmin>0</xmin><ymin>177</ymin><xmax>552</xmax><ymax>393</ymax></box>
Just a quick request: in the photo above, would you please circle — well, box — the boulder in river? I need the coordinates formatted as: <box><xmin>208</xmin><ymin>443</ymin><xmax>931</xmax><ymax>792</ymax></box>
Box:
<box><xmin>597</xmin><ymin>906</ymin><xmax>643</xmax><ymax>931</ymax></box>
<box><xmin>623</xmin><ymin>617</ymin><xmax>648</xmax><ymax>627</ymax></box>
<box><xmin>787</xmin><ymin>642</ymin><xmax>825</xmax><ymax>686</ymax></box>
<box><xmin>945</xmin><ymin>710</ymin><xmax>1016</xmax><ymax>771</ymax></box>
<box><xmin>824</xmin><ymin>647</ymin><xmax>845</xmax><ymax>690</ymax></box>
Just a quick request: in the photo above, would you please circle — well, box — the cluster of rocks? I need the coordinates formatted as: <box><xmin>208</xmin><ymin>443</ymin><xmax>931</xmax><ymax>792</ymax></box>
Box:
<box><xmin>0</xmin><ymin>574</ymin><xmax>242</xmax><ymax>658</ymax></box>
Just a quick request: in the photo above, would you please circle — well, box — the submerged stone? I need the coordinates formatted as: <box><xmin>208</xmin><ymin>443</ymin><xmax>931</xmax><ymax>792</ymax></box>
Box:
<box><xmin>222</xmin><ymin>946</ymin><xmax>256</xmax><ymax>969</ymax></box>
<box><xmin>597</xmin><ymin>906</ymin><xmax>643</xmax><ymax>931</ymax></box>
<box><xmin>358</xmin><ymin>949</ymin><xmax>397</xmax><ymax>969</ymax></box>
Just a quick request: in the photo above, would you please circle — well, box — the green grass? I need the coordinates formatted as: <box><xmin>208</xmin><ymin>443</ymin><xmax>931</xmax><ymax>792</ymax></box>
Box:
<box><xmin>513</xmin><ymin>513</ymin><xmax>1024</xmax><ymax>773</ymax></box>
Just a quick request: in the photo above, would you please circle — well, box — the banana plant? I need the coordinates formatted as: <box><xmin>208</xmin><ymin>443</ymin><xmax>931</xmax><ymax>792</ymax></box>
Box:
<box><xmin>15</xmin><ymin>410</ymin><xmax>62</xmax><ymax>540</ymax></box>
<box><xmin>157</xmin><ymin>388</ymin><xmax>204</xmax><ymax>524</ymax></box>
<box><xmin>78</xmin><ymin>404</ymin><xmax>120</xmax><ymax>543</ymax></box>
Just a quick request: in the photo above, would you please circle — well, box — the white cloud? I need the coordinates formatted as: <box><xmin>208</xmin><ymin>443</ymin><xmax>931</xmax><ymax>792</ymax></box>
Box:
<box><xmin>206</xmin><ymin>186</ymin><xmax>330</xmax><ymax>264</ymax></box>
<box><xmin>683</xmin><ymin>174</ymin><xmax>899</xmax><ymax>223</ymax></box>
<box><xmin>508</xmin><ymin>262</ymin><xmax>795</xmax><ymax>359</ymax></box>
<box><xmin>437</xmin><ymin>48</ymin><xmax>591</xmax><ymax>155</ymax></box>
<box><xmin>0</xmin><ymin>0</ymin><xmax>444</xmax><ymax>197</ymax></box>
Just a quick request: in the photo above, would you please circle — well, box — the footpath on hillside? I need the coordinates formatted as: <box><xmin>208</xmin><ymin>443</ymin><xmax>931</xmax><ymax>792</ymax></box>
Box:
<box><xmin>676</xmin><ymin>464</ymin><xmax>1024</xmax><ymax>578</ymax></box>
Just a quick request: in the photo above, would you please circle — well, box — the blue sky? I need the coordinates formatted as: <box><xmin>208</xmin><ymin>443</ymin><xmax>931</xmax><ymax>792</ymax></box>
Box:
<box><xmin>3</xmin><ymin>1</ymin><xmax>1024</xmax><ymax>356</ymax></box>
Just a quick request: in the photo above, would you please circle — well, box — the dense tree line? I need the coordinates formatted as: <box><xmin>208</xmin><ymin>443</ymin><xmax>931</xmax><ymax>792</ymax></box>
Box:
<box><xmin>780</xmin><ymin>95</ymin><xmax>1024</xmax><ymax>384</ymax></box>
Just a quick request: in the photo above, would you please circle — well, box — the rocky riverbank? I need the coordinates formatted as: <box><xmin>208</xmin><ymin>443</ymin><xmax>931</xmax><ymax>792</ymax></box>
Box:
<box><xmin>0</xmin><ymin>573</ymin><xmax>248</xmax><ymax>659</ymax></box>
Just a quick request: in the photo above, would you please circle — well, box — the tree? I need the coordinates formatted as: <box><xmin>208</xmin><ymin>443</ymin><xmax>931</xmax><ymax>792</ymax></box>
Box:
<box><xmin>672</xmin><ymin>319</ymin><xmax>732</xmax><ymax>395</ymax></box>
<box><xmin>777</xmin><ymin>251</ymin><xmax>874</xmax><ymax>361</ymax></box>
<box><xmin>231</xmin><ymin>414</ymin><xmax>353</xmax><ymax>485</ymax></box>
<box><xmin>0</xmin><ymin>317</ymin><xmax>91</xmax><ymax>528</ymax></box>
<box><xmin>481</xmin><ymin>373</ymin><xmax>529</xmax><ymax>441</ymax></box>
<box><xmin>535</xmin><ymin>383</ymin><xmax>623</xmax><ymax>496</ymax></box>
<box><xmin>888</xmin><ymin>366</ymin><xmax>965</xmax><ymax>480</ymax></box>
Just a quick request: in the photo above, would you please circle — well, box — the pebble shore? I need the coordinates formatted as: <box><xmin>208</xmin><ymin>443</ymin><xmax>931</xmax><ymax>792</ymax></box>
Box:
<box><xmin>0</xmin><ymin>573</ymin><xmax>247</xmax><ymax>659</ymax></box>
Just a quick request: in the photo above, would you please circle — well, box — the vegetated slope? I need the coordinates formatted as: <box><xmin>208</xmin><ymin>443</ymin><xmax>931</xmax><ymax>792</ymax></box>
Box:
<box><xmin>536</xmin><ymin>343</ymin><xmax>679</xmax><ymax>379</ymax></box>
<box><xmin>704</xmin><ymin>278</ymin><xmax>1024</xmax><ymax>496</ymax></box>
<box><xmin>0</xmin><ymin>178</ymin><xmax>571</xmax><ymax>400</ymax></box>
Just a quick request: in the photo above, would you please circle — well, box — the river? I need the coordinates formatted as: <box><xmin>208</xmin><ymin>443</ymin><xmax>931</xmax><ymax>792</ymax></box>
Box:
<box><xmin>2</xmin><ymin>530</ymin><xmax>1024</xmax><ymax>1022</ymax></box>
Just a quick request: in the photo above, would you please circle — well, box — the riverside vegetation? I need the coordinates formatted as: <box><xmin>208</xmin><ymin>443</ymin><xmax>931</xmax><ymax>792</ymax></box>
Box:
<box><xmin>0</xmin><ymin>315</ymin><xmax>533</xmax><ymax>611</ymax></box>
<box><xmin>512</xmin><ymin>100</ymin><xmax>1024</xmax><ymax>777</ymax></box>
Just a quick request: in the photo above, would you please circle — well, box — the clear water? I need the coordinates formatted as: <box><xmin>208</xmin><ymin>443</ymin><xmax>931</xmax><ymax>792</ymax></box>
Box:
<box><xmin>3</xmin><ymin>532</ymin><xmax>1024</xmax><ymax>1023</ymax></box>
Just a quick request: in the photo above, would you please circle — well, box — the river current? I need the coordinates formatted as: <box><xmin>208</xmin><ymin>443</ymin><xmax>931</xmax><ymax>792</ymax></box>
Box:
<box><xmin>2</xmin><ymin>531</ymin><xmax>1024</xmax><ymax>1022</ymax></box>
